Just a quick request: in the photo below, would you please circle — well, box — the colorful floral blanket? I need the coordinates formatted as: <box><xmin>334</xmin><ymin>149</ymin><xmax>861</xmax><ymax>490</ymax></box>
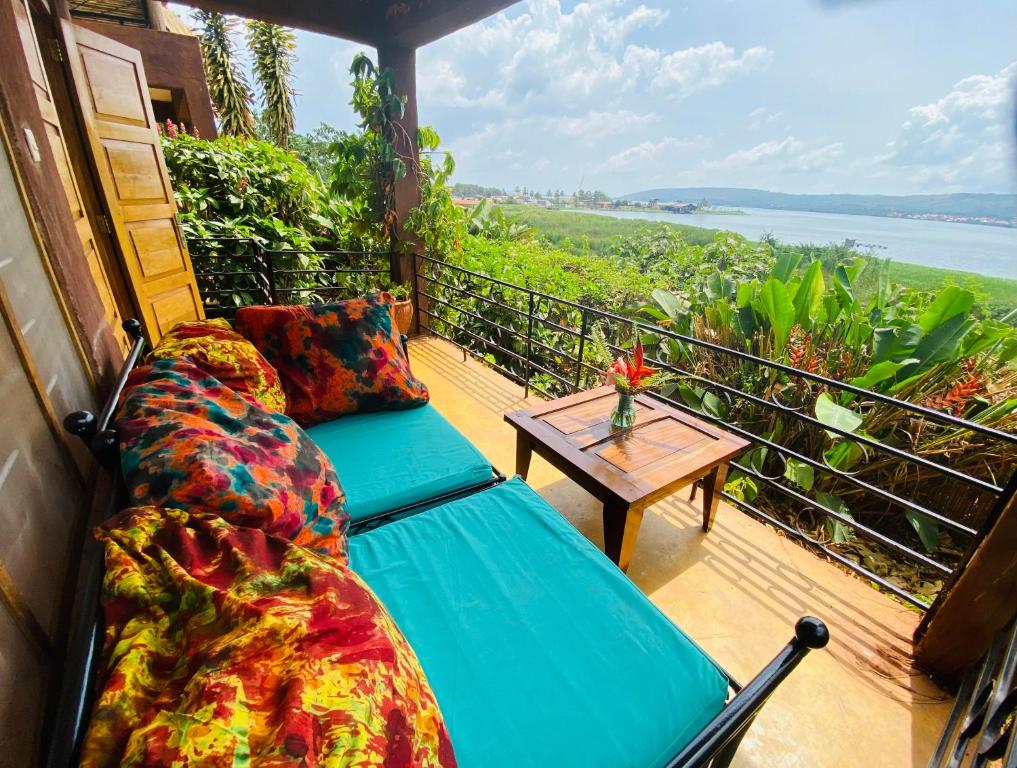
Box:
<box><xmin>118</xmin><ymin>358</ymin><xmax>349</xmax><ymax>560</ymax></box>
<box><xmin>80</xmin><ymin>507</ymin><xmax>457</xmax><ymax>768</ymax></box>
<box><xmin>148</xmin><ymin>318</ymin><xmax>287</xmax><ymax>413</ymax></box>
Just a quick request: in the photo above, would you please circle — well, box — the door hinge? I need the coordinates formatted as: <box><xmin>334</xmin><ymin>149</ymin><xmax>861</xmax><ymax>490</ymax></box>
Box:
<box><xmin>47</xmin><ymin>39</ymin><xmax>64</xmax><ymax>63</ymax></box>
<box><xmin>95</xmin><ymin>214</ymin><xmax>112</xmax><ymax>235</ymax></box>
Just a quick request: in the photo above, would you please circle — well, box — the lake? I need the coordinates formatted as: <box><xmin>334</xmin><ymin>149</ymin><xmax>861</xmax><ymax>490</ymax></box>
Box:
<box><xmin>576</xmin><ymin>207</ymin><xmax>1017</xmax><ymax>280</ymax></box>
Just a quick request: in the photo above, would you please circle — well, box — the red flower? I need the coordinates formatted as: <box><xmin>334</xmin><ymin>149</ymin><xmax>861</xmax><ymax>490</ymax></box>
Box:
<box><xmin>605</xmin><ymin>339</ymin><xmax>656</xmax><ymax>389</ymax></box>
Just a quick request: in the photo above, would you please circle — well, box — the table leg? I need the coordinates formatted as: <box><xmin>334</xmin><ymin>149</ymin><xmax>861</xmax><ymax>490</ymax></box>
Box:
<box><xmin>515</xmin><ymin>432</ymin><xmax>533</xmax><ymax>480</ymax></box>
<box><xmin>603</xmin><ymin>499</ymin><xmax>644</xmax><ymax>573</ymax></box>
<box><xmin>702</xmin><ymin>463</ymin><xmax>729</xmax><ymax>533</ymax></box>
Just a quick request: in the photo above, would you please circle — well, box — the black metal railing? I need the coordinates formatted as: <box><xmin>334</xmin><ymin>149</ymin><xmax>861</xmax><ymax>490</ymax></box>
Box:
<box><xmin>183</xmin><ymin>240</ymin><xmax>1016</xmax><ymax>608</ymax></box>
<box><xmin>930</xmin><ymin>616</ymin><xmax>1017</xmax><ymax>766</ymax></box>
<box><xmin>416</xmin><ymin>254</ymin><xmax>1017</xmax><ymax>609</ymax></box>
<box><xmin>188</xmin><ymin>237</ymin><xmax>390</xmax><ymax>318</ymax></box>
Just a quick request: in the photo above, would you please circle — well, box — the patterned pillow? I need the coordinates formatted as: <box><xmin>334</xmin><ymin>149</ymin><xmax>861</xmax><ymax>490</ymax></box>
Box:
<box><xmin>234</xmin><ymin>293</ymin><xmax>429</xmax><ymax>427</ymax></box>
<box><xmin>117</xmin><ymin>358</ymin><xmax>348</xmax><ymax>559</ymax></box>
<box><xmin>148</xmin><ymin>317</ymin><xmax>286</xmax><ymax>413</ymax></box>
<box><xmin>81</xmin><ymin>507</ymin><xmax>457</xmax><ymax>768</ymax></box>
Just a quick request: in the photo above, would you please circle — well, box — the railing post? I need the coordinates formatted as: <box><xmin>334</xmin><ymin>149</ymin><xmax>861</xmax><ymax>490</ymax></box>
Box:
<box><xmin>574</xmin><ymin>309</ymin><xmax>589</xmax><ymax>393</ymax></box>
<box><xmin>260</xmin><ymin>242</ymin><xmax>278</xmax><ymax>305</ymax></box>
<box><xmin>523</xmin><ymin>291</ymin><xmax>535</xmax><ymax>398</ymax></box>
<box><xmin>413</xmin><ymin>251</ymin><xmax>429</xmax><ymax>335</ymax></box>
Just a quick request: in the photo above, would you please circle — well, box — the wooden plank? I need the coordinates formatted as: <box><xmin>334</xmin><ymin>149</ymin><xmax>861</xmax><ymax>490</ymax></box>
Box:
<box><xmin>33</xmin><ymin>6</ymin><xmax>134</xmax><ymax>356</ymax></box>
<box><xmin>59</xmin><ymin>20</ymin><xmax>203</xmax><ymax>343</ymax></box>
<box><xmin>182</xmin><ymin>0</ymin><xmax>519</xmax><ymax>48</ymax></box>
<box><xmin>914</xmin><ymin>477</ymin><xmax>1017</xmax><ymax>685</ymax></box>
<box><xmin>0</xmin><ymin>0</ymin><xmax>124</xmax><ymax>385</ymax></box>
<box><xmin>506</xmin><ymin>386</ymin><xmax>750</xmax><ymax>505</ymax></box>
<box><xmin>384</xmin><ymin>0</ymin><xmax>519</xmax><ymax>47</ymax></box>
<box><xmin>0</xmin><ymin>559</ymin><xmax>52</xmax><ymax>661</ymax></box>
<box><xmin>591</xmin><ymin>418</ymin><xmax>709</xmax><ymax>474</ymax></box>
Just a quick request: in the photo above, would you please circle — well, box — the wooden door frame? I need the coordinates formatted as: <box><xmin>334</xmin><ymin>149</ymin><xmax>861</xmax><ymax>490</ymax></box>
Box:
<box><xmin>57</xmin><ymin>18</ymin><xmax>204</xmax><ymax>341</ymax></box>
<box><xmin>31</xmin><ymin>4</ymin><xmax>139</xmax><ymax>347</ymax></box>
<box><xmin>0</xmin><ymin>0</ymin><xmax>122</xmax><ymax>387</ymax></box>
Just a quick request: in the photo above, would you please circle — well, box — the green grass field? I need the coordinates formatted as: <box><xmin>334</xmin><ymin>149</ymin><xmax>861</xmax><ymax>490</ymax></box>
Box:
<box><xmin>882</xmin><ymin>262</ymin><xmax>1017</xmax><ymax>314</ymax></box>
<box><xmin>500</xmin><ymin>204</ymin><xmax>717</xmax><ymax>254</ymax></box>
<box><xmin>502</xmin><ymin>203</ymin><xmax>1017</xmax><ymax>316</ymax></box>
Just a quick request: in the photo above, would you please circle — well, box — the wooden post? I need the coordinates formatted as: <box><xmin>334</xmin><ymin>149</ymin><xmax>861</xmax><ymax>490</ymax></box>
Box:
<box><xmin>914</xmin><ymin>474</ymin><xmax>1017</xmax><ymax>685</ymax></box>
<box><xmin>377</xmin><ymin>41</ymin><xmax>427</xmax><ymax>334</ymax></box>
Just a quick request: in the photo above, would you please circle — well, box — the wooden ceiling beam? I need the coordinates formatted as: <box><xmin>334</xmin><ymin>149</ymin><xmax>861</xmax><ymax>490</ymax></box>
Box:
<box><xmin>184</xmin><ymin>0</ymin><xmax>519</xmax><ymax>49</ymax></box>
<box><xmin>382</xmin><ymin>0</ymin><xmax>519</xmax><ymax>47</ymax></box>
<box><xmin>184</xmin><ymin>0</ymin><xmax>383</xmax><ymax>46</ymax></box>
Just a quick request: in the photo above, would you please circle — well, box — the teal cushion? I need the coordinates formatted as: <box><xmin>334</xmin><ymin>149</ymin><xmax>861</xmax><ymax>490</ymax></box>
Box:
<box><xmin>349</xmin><ymin>478</ymin><xmax>729</xmax><ymax>768</ymax></box>
<box><xmin>305</xmin><ymin>404</ymin><xmax>492</xmax><ymax>523</ymax></box>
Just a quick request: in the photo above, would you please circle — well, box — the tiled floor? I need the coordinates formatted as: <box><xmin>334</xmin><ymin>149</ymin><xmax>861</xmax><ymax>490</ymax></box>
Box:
<box><xmin>409</xmin><ymin>336</ymin><xmax>952</xmax><ymax>767</ymax></box>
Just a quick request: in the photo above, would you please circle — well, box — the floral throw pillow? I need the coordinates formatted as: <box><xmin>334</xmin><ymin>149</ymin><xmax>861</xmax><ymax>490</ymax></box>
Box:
<box><xmin>117</xmin><ymin>358</ymin><xmax>348</xmax><ymax>559</ymax></box>
<box><xmin>148</xmin><ymin>317</ymin><xmax>287</xmax><ymax>413</ymax></box>
<box><xmin>80</xmin><ymin>507</ymin><xmax>457</xmax><ymax>768</ymax></box>
<box><xmin>234</xmin><ymin>293</ymin><xmax>429</xmax><ymax>427</ymax></box>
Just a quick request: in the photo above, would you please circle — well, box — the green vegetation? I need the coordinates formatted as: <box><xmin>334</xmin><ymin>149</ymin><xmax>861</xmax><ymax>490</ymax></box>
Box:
<box><xmin>246</xmin><ymin>21</ymin><xmax>297</xmax><ymax>147</ymax></box>
<box><xmin>499</xmin><ymin>204</ymin><xmax>716</xmax><ymax>255</ymax></box>
<box><xmin>194</xmin><ymin>11</ymin><xmax>255</xmax><ymax>138</ymax></box>
<box><xmin>880</xmin><ymin>262</ymin><xmax>1017</xmax><ymax>315</ymax></box>
<box><xmin>161</xmin><ymin>52</ymin><xmax>1017</xmax><ymax>604</ymax></box>
<box><xmin>506</xmin><ymin>205</ymin><xmax>1017</xmax><ymax>317</ymax></box>
<box><xmin>452</xmin><ymin>182</ymin><xmax>505</xmax><ymax>198</ymax></box>
<box><xmin>623</xmin><ymin>187</ymin><xmax>1017</xmax><ymax>223</ymax></box>
<box><xmin>162</xmin><ymin>128</ymin><xmax>329</xmax><ymax>249</ymax></box>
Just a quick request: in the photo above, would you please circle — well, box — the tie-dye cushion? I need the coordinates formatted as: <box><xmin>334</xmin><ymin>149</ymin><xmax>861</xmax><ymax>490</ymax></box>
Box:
<box><xmin>148</xmin><ymin>317</ymin><xmax>286</xmax><ymax>413</ymax></box>
<box><xmin>80</xmin><ymin>507</ymin><xmax>457</xmax><ymax>768</ymax></box>
<box><xmin>117</xmin><ymin>358</ymin><xmax>348</xmax><ymax>559</ymax></box>
<box><xmin>234</xmin><ymin>293</ymin><xmax>429</xmax><ymax>427</ymax></box>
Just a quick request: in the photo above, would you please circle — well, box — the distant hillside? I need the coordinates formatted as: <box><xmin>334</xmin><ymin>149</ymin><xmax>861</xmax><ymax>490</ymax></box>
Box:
<box><xmin>619</xmin><ymin>187</ymin><xmax>1017</xmax><ymax>222</ymax></box>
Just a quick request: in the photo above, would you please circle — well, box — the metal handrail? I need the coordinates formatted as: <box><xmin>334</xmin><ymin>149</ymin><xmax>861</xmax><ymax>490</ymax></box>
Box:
<box><xmin>182</xmin><ymin>238</ymin><xmax>1016</xmax><ymax>609</ymax></box>
<box><xmin>419</xmin><ymin>255</ymin><xmax>1017</xmax><ymax>445</ymax></box>
<box><xmin>416</xmin><ymin>253</ymin><xmax>1017</xmax><ymax>609</ymax></box>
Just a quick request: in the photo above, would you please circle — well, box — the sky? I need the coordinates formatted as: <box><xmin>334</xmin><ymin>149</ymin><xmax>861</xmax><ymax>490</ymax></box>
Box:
<box><xmin>184</xmin><ymin>0</ymin><xmax>1017</xmax><ymax>197</ymax></box>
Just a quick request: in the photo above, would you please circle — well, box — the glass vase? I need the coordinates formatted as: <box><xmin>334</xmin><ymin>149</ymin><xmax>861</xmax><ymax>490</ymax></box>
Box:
<box><xmin>610</xmin><ymin>391</ymin><xmax>637</xmax><ymax>429</ymax></box>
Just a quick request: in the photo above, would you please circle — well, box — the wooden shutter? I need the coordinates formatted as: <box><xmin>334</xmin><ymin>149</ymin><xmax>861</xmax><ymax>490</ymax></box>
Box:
<box><xmin>11</xmin><ymin>0</ymin><xmax>132</xmax><ymax>352</ymax></box>
<box><xmin>58</xmin><ymin>20</ymin><xmax>203</xmax><ymax>343</ymax></box>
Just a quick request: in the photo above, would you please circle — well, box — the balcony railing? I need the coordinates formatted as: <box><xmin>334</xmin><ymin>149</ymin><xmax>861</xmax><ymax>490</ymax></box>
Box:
<box><xmin>188</xmin><ymin>237</ymin><xmax>390</xmax><ymax>318</ymax></box>
<box><xmin>187</xmin><ymin>238</ymin><xmax>1017</xmax><ymax>610</ymax></box>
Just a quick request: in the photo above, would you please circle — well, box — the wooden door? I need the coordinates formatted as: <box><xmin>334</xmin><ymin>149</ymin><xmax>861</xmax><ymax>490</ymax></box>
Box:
<box><xmin>11</xmin><ymin>0</ymin><xmax>132</xmax><ymax>352</ymax></box>
<box><xmin>58</xmin><ymin>20</ymin><xmax>203</xmax><ymax>342</ymax></box>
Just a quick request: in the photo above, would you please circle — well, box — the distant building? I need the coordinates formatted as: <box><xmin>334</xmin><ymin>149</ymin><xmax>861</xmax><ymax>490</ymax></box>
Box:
<box><xmin>660</xmin><ymin>201</ymin><xmax>697</xmax><ymax>214</ymax></box>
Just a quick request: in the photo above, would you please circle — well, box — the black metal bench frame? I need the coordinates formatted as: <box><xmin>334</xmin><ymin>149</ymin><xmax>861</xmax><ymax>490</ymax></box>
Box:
<box><xmin>45</xmin><ymin>318</ymin><xmax>829</xmax><ymax>768</ymax></box>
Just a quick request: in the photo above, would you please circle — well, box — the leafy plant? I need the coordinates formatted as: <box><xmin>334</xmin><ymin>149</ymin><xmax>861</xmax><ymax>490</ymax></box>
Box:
<box><xmin>389</xmin><ymin>282</ymin><xmax>412</xmax><ymax>302</ymax></box>
<box><xmin>194</xmin><ymin>11</ymin><xmax>255</xmax><ymax>138</ymax></box>
<box><xmin>327</xmin><ymin>54</ymin><xmax>407</xmax><ymax>245</ymax></box>
<box><xmin>247</xmin><ymin>21</ymin><xmax>297</xmax><ymax>147</ymax></box>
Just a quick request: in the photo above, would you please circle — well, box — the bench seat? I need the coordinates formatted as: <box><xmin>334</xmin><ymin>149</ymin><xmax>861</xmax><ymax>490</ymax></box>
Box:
<box><xmin>305</xmin><ymin>404</ymin><xmax>493</xmax><ymax>524</ymax></box>
<box><xmin>348</xmin><ymin>477</ymin><xmax>729</xmax><ymax>768</ymax></box>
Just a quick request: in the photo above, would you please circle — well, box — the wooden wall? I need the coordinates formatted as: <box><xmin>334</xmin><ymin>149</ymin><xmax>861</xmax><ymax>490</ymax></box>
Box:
<box><xmin>0</xmin><ymin>139</ymin><xmax>95</xmax><ymax>767</ymax></box>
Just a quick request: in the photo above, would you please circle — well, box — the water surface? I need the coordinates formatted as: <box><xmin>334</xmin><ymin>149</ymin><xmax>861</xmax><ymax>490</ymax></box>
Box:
<box><xmin>576</xmin><ymin>207</ymin><xmax>1017</xmax><ymax>279</ymax></box>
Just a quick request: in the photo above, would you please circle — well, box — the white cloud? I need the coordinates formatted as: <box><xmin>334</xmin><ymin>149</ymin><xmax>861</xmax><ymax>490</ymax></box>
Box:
<box><xmin>418</xmin><ymin>0</ymin><xmax>770</xmax><ymax>112</ymax></box>
<box><xmin>600</xmin><ymin>136</ymin><xmax>707</xmax><ymax>171</ymax></box>
<box><xmin>706</xmin><ymin>136</ymin><xmax>845</xmax><ymax>173</ymax></box>
<box><xmin>748</xmin><ymin>106</ymin><xmax>783</xmax><ymax>130</ymax></box>
<box><xmin>649</xmin><ymin>43</ymin><xmax>773</xmax><ymax>99</ymax></box>
<box><xmin>883</xmin><ymin>61</ymin><xmax>1016</xmax><ymax>190</ymax></box>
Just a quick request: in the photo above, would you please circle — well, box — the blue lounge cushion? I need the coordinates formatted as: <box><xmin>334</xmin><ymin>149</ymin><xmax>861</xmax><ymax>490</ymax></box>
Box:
<box><xmin>305</xmin><ymin>404</ymin><xmax>493</xmax><ymax>523</ymax></box>
<box><xmin>349</xmin><ymin>477</ymin><xmax>729</xmax><ymax>768</ymax></box>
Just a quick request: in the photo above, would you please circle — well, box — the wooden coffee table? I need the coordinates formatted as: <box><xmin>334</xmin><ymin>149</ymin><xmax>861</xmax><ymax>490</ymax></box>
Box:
<box><xmin>505</xmin><ymin>386</ymin><xmax>750</xmax><ymax>572</ymax></box>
